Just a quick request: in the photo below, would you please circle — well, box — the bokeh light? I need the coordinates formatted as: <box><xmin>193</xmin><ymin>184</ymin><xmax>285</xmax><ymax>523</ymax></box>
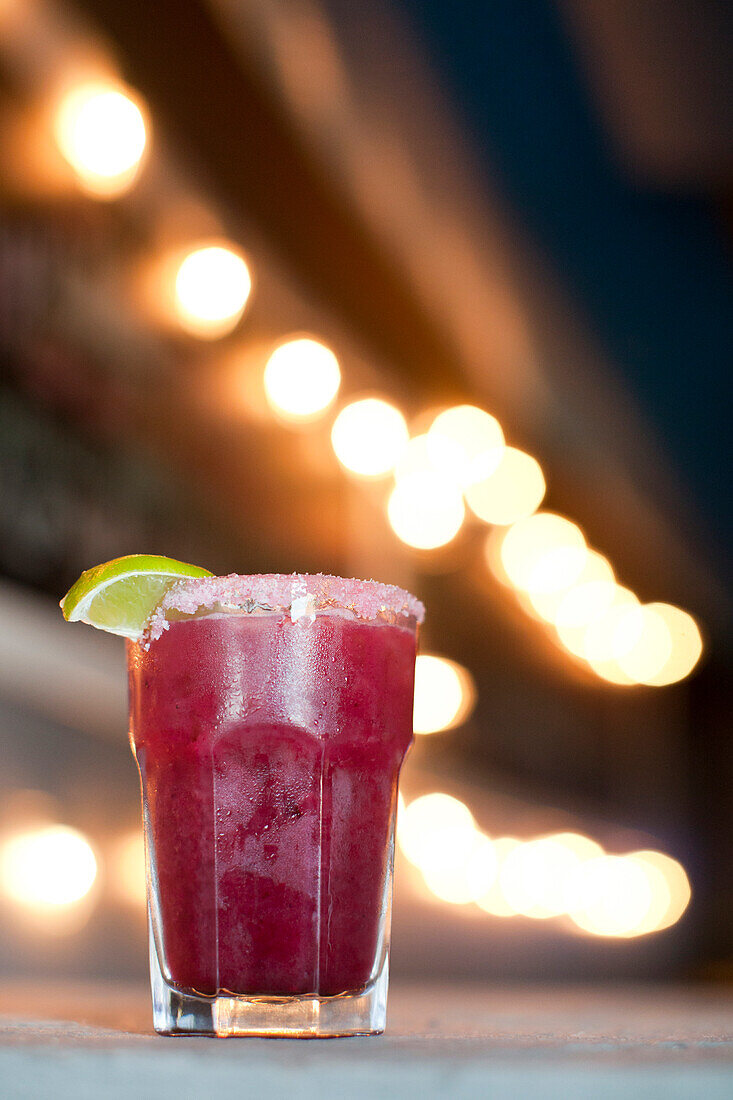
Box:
<box><xmin>484</xmin><ymin>526</ymin><xmax>514</xmax><ymax>587</ymax></box>
<box><xmin>554</xmin><ymin>575</ymin><xmax>617</xmax><ymax>632</ymax></box>
<box><xmin>465</xmin><ymin>446</ymin><xmax>545</xmax><ymax>526</ymax></box>
<box><xmin>331</xmin><ymin>398</ymin><xmax>408</xmax><ymax>477</ymax></box>
<box><xmin>111</xmin><ymin>829</ymin><xmax>146</xmax><ymax>908</ymax></box>
<box><xmin>394</xmin><ymin>433</ymin><xmax>455</xmax><ymax>484</ymax></box>
<box><xmin>586</xmin><ymin>654</ymin><xmax>638</xmax><ymax>685</ymax></box>
<box><xmin>421</xmin><ymin>831</ymin><xmax>497</xmax><ymax>905</ymax></box>
<box><xmin>567</xmin><ymin>855</ymin><xmax>655</xmax><ymax>936</ymax></box>
<box><xmin>1</xmin><ymin>826</ymin><xmax>97</xmax><ymax>908</ymax></box>
<box><xmin>264</xmin><ymin>336</ymin><xmax>341</xmax><ymax>420</ymax></box>
<box><xmin>629</xmin><ymin>850</ymin><xmax>691</xmax><ymax>931</ymax></box>
<box><xmin>174</xmin><ymin>244</ymin><xmax>252</xmax><ymax>339</ymax></box>
<box><xmin>582</xmin><ymin>586</ymin><xmax>640</xmax><ymax>664</ymax></box>
<box><xmin>54</xmin><ymin>82</ymin><xmax>147</xmax><ymax>198</ymax></box>
<box><xmin>399</xmin><ymin>792</ymin><xmax>691</xmax><ymax>938</ymax></box>
<box><xmin>426</xmin><ymin>405</ymin><xmax>505</xmax><ymax>488</ymax></box>
<box><xmin>476</xmin><ymin>837</ymin><xmax>522</xmax><ymax>916</ymax></box>
<box><xmin>413</xmin><ymin>654</ymin><xmax>476</xmax><ymax>734</ymax></box>
<box><xmin>500</xmin><ymin>512</ymin><xmax>588</xmax><ymax>595</ymax></box>
<box><xmin>387</xmin><ymin>472</ymin><xmax>465</xmax><ymax>550</ymax></box>
<box><xmin>528</xmin><ymin>549</ymin><xmax>615</xmax><ymax>626</ymax></box>
<box><xmin>397</xmin><ymin>793</ymin><xmax>476</xmax><ymax>870</ymax></box>
<box><xmin>499</xmin><ymin>834</ymin><xmax>603</xmax><ymax>919</ymax></box>
<box><xmin>642</xmin><ymin>604</ymin><xmax>703</xmax><ymax>686</ymax></box>
<box><xmin>620</xmin><ymin>854</ymin><xmax>672</xmax><ymax>936</ymax></box>
<box><xmin>614</xmin><ymin>604</ymin><xmax>673</xmax><ymax>684</ymax></box>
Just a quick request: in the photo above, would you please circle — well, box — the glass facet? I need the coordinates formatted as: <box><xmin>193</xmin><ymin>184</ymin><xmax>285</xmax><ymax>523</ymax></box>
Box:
<box><xmin>127</xmin><ymin>577</ymin><xmax>419</xmax><ymax>1037</ymax></box>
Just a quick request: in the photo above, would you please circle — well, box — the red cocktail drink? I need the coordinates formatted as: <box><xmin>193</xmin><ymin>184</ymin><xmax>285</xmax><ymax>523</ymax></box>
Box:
<box><xmin>127</xmin><ymin>573</ymin><xmax>422</xmax><ymax>1036</ymax></box>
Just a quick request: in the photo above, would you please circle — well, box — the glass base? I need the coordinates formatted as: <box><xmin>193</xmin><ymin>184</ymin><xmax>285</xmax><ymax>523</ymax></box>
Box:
<box><xmin>149</xmin><ymin>934</ymin><xmax>389</xmax><ymax>1037</ymax></box>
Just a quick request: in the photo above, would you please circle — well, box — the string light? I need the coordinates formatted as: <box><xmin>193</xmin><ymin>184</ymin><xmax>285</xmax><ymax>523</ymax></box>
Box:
<box><xmin>485</xmin><ymin>526</ymin><xmax>514</xmax><ymax>587</ymax></box>
<box><xmin>498</xmin><ymin>834</ymin><xmax>603</xmax><ymax>919</ymax></box>
<box><xmin>620</xmin><ymin>854</ymin><xmax>672</xmax><ymax>936</ymax></box>
<box><xmin>567</xmin><ymin>855</ymin><xmax>655</xmax><ymax>937</ymax></box>
<box><xmin>264</xmin><ymin>337</ymin><xmax>341</xmax><ymax>420</ymax></box>
<box><xmin>426</xmin><ymin>405</ymin><xmax>505</xmax><ymax>488</ymax></box>
<box><xmin>465</xmin><ymin>446</ymin><xmax>545</xmax><ymax>526</ymax></box>
<box><xmin>582</xmin><ymin>586</ymin><xmax>639</xmax><ymax>664</ymax></box>
<box><xmin>421</xmin><ymin>831</ymin><xmax>497</xmax><ymax>905</ymax></box>
<box><xmin>54</xmin><ymin>82</ymin><xmax>147</xmax><ymax>198</ymax></box>
<box><xmin>400</xmin><ymin>795</ymin><xmax>690</xmax><ymax>937</ymax></box>
<box><xmin>50</xmin><ymin>63</ymin><xmax>703</xmax><ymax>690</ymax></box>
<box><xmin>614</xmin><ymin>604</ymin><xmax>673</xmax><ymax>684</ymax></box>
<box><xmin>397</xmin><ymin>793</ymin><xmax>476</xmax><ymax>870</ymax></box>
<box><xmin>394</xmin><ymin>433</ymin><xmax>457</xmax><ymax>485</ymax></box>
<box><xmin>628</xmin><ymin>850</ymin><xmax>691</xmax><ymax>931</ymax></box>
<box><xmin>528</xmin><ymin>549</ymin><xmax>615</xmax><ymax>626</ymax></box>
<box><xmin>476</xmin><ymin>838</ymin><xmax>522</xmax><ymax>916</ymax></box>
<box><xmin>174</xmin><ymin>244</ymin><xmax>252</xmax><ymax>339</ymax></box>
<box><xmin>500</xmin><ymin>512</ymin><xmax>588</xmax><ymax>595</ymax></box>
<box><xmin>331</xmin><ymin>398</ymin><xmax>408</xmax><ymax>477</ymax></box>
<box><xmin>413</xmin><ymin>654</ymin><xmax>476</xmax><ymax>734</ymax></box>
<box><xmin>637</xmin><ymin>604</ymin><xmax>703</xmax><ymax>687</ymax></box>
<box><xmin>387</xmin><ymin>472</ymin><xmax>465</xmax><ymax>550</ymax></box>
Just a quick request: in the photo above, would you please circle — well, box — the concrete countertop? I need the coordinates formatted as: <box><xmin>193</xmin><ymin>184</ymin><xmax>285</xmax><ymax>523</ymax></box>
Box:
<box><xmin>2</xmin><ymin>981</ymin><xmax>733</xmax><ymax>1098</ymax></box>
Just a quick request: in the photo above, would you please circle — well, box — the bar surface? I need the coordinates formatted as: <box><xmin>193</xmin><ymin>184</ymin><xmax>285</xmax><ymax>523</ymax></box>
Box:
<box><xmin>2</xmin><ymin>981</ymin><xmax>733</xmax><ymax>1097</ymax></box>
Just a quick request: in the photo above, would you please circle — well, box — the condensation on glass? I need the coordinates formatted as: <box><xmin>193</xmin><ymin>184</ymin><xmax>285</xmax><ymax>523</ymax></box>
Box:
<box><xmin>127</xmin><ymin>574</ymin><xmax>422</xmax><ymax>1037</ymax></box>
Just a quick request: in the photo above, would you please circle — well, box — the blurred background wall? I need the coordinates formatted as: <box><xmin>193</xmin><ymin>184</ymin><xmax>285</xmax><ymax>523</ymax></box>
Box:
<box><xmin>0</xmin><ymin>0</ymin><xmax>730</xmax><ymax>984</ymax></box>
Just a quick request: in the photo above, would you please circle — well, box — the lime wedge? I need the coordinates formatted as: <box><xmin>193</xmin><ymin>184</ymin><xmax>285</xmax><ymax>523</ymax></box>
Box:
<box><xmin>60</xmin><ymin>554</ymin><xmax>213</xmax><ymax>639</ymax></box>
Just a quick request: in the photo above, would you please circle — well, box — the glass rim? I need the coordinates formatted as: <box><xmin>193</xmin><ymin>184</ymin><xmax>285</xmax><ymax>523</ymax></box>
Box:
<box><xmin>144</xmin><ymin>572</ymin><xmax>424</xmax><ymax>644</ymax></box>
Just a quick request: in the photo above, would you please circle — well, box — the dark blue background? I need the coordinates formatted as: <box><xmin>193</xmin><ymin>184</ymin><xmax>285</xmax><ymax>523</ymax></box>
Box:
<box><xmin>395</xmin><ymin>0</ymin><xmax>732</xmax><ymax>560</ymax></box>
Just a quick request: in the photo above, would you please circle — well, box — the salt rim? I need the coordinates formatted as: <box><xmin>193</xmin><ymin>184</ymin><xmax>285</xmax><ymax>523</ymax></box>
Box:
<box><xmin>145</xmin><ymin>572</ymin><xmax>425</xmax><ymax>643</ymax></box>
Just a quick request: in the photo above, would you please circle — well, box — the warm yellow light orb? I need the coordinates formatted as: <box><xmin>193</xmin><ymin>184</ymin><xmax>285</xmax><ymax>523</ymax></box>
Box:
<box><xmin>465</xmin><ymin>446</ymin><xmax>545</xmax><ymax>527</ymax></box>
<box><xmin>54</xmin><ymin>82</ymin><xmax>147</xmax><ymax>198</ymax></box>
<box><xmin>618</xmin><ymin>855</ymin><xmax>672</xmax><ymax>936</ymax></box>
<box><xmin>387</xmin><ymin>472</ymin><xmax>465</xmax><ymax>550</ymax></box>
<box><xmin>264</xmin><ymin>337</ymin><xmax>341</xmax><ymax>420</ymax></box>
<box><xmin>484</xmin><ymin>526</ymin><xmax>514</xmax><ymax>587</ymax></box>
<box><xmin>554</xmin><ymin>579</ymin><xmax>617</xmax><ymax>632</ymax></box>
<box><xmin>615</xmin><ymin>604</ymin><xmax>673</xmax><ymax>684</ymax></box>
<box><xmin>498</xmin><ymin>834</ymin><xmax>603</xmax><ymax>919</ymax></box>
<box><xmin>175</xmin><ymin>245</ymin><xmax>252</xmax><ymax>338</ymax></box>
<box><xmin>112</xmin><ymin>829</ymin><xmax>146</xmax><ymax>908</ymax></box>
<box><xmin>426</xmin><ymin>405</ymin><xmax>505</xmax><ymax>488</ymax></box>
<box><xmin>643</xmin><ymin>604</ymin><xmax>703</xmax><ymax>686</ymax></box>
<box><xmin>394</xmin><ymin>433</ymin><xmax>455</xmax><ymax>484</ymax></box>
<box><xmin>421</xmin><ymin>831</ymin><xmax>497</xmax><ymax>905</ymax></box>
<box><xmin>582</xmin><ymin>586</ymin><xmax>639</xmax><ymax>663</ymax></box>
<box><xmin>1</xmin><ymin>826</ymin><xmax>97</xmax><ymax>908</ymax></box>
<box><xmin>629</xmin><ymin>850</ymin><xmax>691</xmax><ymax>931</ymax></box>
<box><xmin>397</xmin><ymin>793</ymin><xmax>476</xmax><ymax>870</ymax></box>
<box><xmin>476</xmin><ymin>837</ymin><xmax>522</xmax><ymax>916</ymax></box>
<box><xmin>331</xmin><ymin>398</ymin><xmax>408</xmax><ymax>477</ymax></box>
<box><xmin>529</xmin><ymin>550</ymin><xmax>614</xmax><ymax>626</ymax></box>
<box><xmin>413</xmin><ymin>654</ymin><xmax>476</xmax><ymax>734</ymax></box>
<box><xmin>567</xmin><ymin>855</ymin><xmax>653</xmax><ymax>937</ymax></box>
<box><xmin>500</xmin><ymin>512</ymin><xmax>588</xmax><ymax>595</ymax></box>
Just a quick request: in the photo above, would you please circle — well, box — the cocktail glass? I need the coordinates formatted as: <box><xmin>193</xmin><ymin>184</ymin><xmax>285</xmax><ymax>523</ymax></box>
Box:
<box><xmin>127</xmin><ymin>573</ymin><xmax>422</xmax><ymax>1037</ymax></box>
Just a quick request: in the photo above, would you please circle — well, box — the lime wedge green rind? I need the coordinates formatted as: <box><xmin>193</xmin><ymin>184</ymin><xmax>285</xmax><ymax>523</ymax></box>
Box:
<box><xmin>60</xmin><ymin>554</ymin><xmax>213</xmax><ymax>639</ymax></box>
